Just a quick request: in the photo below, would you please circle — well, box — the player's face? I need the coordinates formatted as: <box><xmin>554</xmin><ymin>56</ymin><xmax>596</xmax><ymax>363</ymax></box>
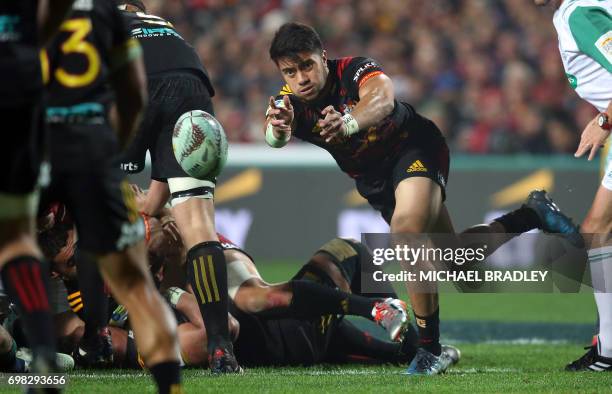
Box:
<box><xmin>533</xmin><ymin>0</ymin><xmax>552</xmax><ymax>5</ymax></box>
<box><xmin>277</xmin><ymin>51</ymin><xmax>329</xmax><ymax>101</ymax></box>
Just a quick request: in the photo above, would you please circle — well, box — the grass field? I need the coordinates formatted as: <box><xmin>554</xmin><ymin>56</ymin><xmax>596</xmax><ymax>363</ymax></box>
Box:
<box><xmin>2</xmin><ymin>261</ymin><xmax>611</xmax><ymax>393</ymax></box>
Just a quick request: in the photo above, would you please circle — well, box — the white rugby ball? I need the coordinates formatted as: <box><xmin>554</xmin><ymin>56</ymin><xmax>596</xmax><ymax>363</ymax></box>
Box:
<box><xmin>172</xmin><ymin>110</ymin><xmax>228</xmax><ymax>179</ymax></box>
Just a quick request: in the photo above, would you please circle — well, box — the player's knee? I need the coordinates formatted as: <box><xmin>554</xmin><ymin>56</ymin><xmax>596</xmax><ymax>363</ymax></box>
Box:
<box><xmin>390</xmin><ymin>212</ymin><xmax>428</xmax><ymax>234</ymax></box>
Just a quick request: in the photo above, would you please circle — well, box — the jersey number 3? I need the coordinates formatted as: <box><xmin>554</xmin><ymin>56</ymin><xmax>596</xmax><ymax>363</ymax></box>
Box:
<box><xmin>54</xmin><ymin>18</ymin><xmax>101</xmax><ymax>88</ymax></box>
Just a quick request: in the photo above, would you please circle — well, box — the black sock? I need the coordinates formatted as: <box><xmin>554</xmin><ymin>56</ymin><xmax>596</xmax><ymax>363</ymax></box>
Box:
<box><xmin>414</xmin><ymin>308</ymin><xmax>441</xmax><ymax>356</ymax></box>
<box><xmin>330</xmin><ymin>319</ymin><xmax>405</xmax><ymax>363</ymax></box>
<box><xmin>0</xmin><ymin>256</ymin><xmax>56</xmax><ymax>368</ymax></box>
<box><xmin>493</xmin><ymin>206</ymin><xmax>541</xmax><ymax>233</ymax></box>
<box><xmin>185</xmin><ymin>241</ymin><xmax>229</xmax><ymax>352</ymax></box>
<box><xmin>76</xmin><ymin>250</ymin><xmax>109</xmax><ymax>340</ymax></box>
<box><xmin>149</xmin><ymin>361</ymin><xmax>182</xmax><ymax>394</ymax></box>
<box><xmin>289</xmin><ymin>280</ymin><xmax>376</xmax><ymax>319</ymax></box>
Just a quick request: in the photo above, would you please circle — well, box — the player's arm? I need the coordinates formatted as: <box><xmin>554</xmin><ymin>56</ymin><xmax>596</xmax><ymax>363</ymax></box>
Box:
<box><xmin>263</xmin><ymin>95</ymin><xmax>294</xmax><ymax>148</ymax></box>
<box><xmin>319</xmin><ymin>67</ymin><xmax>394</xmax><ymax>142</ymax></box>
<box><xmin>569</xmin><ymin>6</ymin><xmax>612</xmax><ymax>73</ymax></box>
<box><xmin>108</xmin><ymin>39</ymin><xmax>147</xmax><ymax>150</ymax></box>
<box><xmin>569</xmin><ymin>6</ymin><xmax>612</xmax><ymax>159</ymax></box>
<box><xmin>37</xmin><ymin>0</ymin><xmax>74</xmax><ymax>45</ymax></box>
<box><xmin>136</xmin><ymin>180</ymin><xmax>171</xmax><ymax>217</ymax></box>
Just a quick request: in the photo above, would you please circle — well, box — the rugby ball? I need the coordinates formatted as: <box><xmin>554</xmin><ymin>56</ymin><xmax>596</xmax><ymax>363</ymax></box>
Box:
<box><xmin>172</xmin><ymin>110</ymin><xmax>228</xmax><ymax>180</ymax></box>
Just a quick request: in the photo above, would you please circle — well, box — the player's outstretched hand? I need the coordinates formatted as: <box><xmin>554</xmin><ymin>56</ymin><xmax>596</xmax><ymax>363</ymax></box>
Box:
<box><xmin>268</xmin><ymin>95</ymin><xmax>294</xmax><ymax>136</ymax></box>
<box><xmin>318</xmin><ymin>106</ymin><xmax>345</xmax><ymax>143</ymax></box>
<box><xmin>575</xmin><ymin>117</ymin><xmax>611</xmax><ymax>161</ymax></box>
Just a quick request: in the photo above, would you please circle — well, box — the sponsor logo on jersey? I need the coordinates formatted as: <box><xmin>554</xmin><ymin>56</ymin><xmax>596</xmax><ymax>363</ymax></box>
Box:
<box><xmin>352</xmin><ymin>62</ymin><xmax>377</xmax><ymax>82</ymax></box>
<box><xmin>407</xmin><ymin>160</ymin><xmax>428</xmax><ymax>173</ymax></box>
<box><xmin>566</xmin><ymin>73</ymin><xmax>578</xmax><ymax>89</ymax></box>
<box><xmin>46</xmin><ymin>103</ymin><xmax>105</xmax><ymax>125</ymax></box>
<box><xmin>596</xmin><ymin>31</ymin><xmax>612</xmax><ymax>65</ymax></box>
<box><xmin>120</xmin><ymin>162</ymin><xmax>140</xmax><ymax>172</ymax></box>
<box><xmin>131</xmin><ymin>27</ymin><xmax>183</xmax><ymax>39</ymax></box>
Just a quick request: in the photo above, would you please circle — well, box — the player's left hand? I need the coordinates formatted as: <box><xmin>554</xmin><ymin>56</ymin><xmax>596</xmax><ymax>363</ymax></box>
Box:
<box><xmin>575</xmin><ymin>116</ymin><xmax>611</xmax><ymax>161</ymax></box>
<box><xmin>318</xmin><ymin>106</ymin><xmax>346</xmax><ymax>143</ymax></box>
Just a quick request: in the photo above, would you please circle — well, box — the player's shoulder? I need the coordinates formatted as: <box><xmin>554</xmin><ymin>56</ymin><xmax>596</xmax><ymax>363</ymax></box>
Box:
<box><xmin>333</xmin><ymin>56</ymin><xmax>384</xmax><ymax>89</ymax></box>
<box><xmin>120</xmin><ymin>9</ymin><xmax>174</xmax><ymax>27</ymax></box>
<box><xmin>559</xmin><ymin>0</ymin><xmax>611</xmax><ymax>23</ymax></box>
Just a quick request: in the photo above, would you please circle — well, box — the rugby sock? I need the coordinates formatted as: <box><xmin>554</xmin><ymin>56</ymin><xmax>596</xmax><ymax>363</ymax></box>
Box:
<box><xmin>493</xmin><ymin>207</ymin><xmax>540</xmax><ymax>234</ymax></box>
<box><xmin>76</xmin><ymin>251</ymin><xmax>109</xmax><ymax>341</ymax></box>
<box><xmin>414</xmin><ymin>308</ymin><xmax>441</xmax><ymax>356</ymax></box>
<box><xmin>588</xmin><ymin>247</ymin><xmax>612</xmax><ymax>358</ymax></box>
<box><xmin>332</xmin><ymin>319</ymin><xmax>418</xmax><ymax>363</ymax></box>
<box><xmin>149</xmin><ymin>361</ymin><xmax>182</xmax><ymax>394</ymax></box>
<box><xmin>289</xmin><ymin>280</ymin><xmax>375</xmax><ymax>319</ymax></box>
<box><xmin>185</xmin><ymin>241</ymin><xmax>230</xmax><ymax>351</ymax></box>
<box><xmin>0</xmin><ymin>256</ymin><xmax>56</xmax><ymax>368</ymax></box>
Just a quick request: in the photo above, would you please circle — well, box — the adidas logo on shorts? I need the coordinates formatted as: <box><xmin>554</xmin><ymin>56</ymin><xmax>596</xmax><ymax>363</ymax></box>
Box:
<box><xmin>407</xmin><ymin>160</ymin><xmax>427</xmax><ymax>173</ymax></box>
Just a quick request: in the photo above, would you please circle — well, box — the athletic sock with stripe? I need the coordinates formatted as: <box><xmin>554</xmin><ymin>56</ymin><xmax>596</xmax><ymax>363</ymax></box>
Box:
<box><xmin>185</xmin><ymin>241</ymin><xmax>230</xmax><ymax>352</ymax></box>
<box><xmin>0</xmin><ymin>256</ymin><xmax>56</xmax><ymax>370</ymax></box>
<box><xmin>589</xmin><ymin>247</ymin><xmax>612</xmax><ymax>358</ymax></box>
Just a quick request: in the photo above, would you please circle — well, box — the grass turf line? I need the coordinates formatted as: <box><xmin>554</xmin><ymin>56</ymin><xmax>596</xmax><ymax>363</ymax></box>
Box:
<box><xmin>0</xmin><ymin>344</ymin><xmax>605</xmax><ymax>393</ymax></box>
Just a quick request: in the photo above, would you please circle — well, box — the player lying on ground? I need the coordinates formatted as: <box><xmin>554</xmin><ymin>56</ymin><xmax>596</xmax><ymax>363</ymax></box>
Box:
<box><xmin>31</xmin><ymin>201</ymin><xmax>420</xmax><ymax>367</ymax></box>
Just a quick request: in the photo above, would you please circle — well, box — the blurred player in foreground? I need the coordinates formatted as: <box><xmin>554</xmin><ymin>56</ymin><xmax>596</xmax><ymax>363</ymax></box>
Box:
<box><xmin>117</xmin><ymin>0</ymin><xmax>240</xmax><ymax>373</ymax></box>
<box><xmin>0</xmin><ymin>0</ymin><xmax>74</xmax><ymax>376</ymax></box>
<box><xmin>264</xmin><ymin>22</ymin><xmax>581</xmax><ymax>375</ymax></box>
<box><xmin>42</xmin><ymin>1</ymin><xmax>182</xmax><ymax>391</ymax></box>
<box><xmin>536</xmin><ymin>0</ymin><xmax>612</xmax><ymax>372</ymax></box>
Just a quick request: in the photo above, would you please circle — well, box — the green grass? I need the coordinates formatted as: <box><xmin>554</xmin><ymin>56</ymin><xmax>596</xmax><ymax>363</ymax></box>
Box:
<box><xmin>1</xmin><ymin>344</ymin><xmax>609</xmax><ymax>393</ymax></box>
<box><xmin>0</xmin><ymin>260</ymin><xmax>605</xmax><ymax>393</ymax></box>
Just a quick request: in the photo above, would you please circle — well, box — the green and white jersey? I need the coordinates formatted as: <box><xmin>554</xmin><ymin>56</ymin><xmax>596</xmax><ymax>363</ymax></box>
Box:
<box><xmin>553</xmin><ymin>0</ymin><xmax>612</xmax><ymax>112</ymax></box>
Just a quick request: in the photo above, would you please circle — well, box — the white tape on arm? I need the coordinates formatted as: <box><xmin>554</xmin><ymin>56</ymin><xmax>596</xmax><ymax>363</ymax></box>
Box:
<box><xmin>342</xmin><ymin>114</ymin><xmax>360</xmax><ymax>136</ymax></box>
<box><xmin>265</xmin><ymin>122</ymin><xmax>291</xmax><ymax>148</ymax></box>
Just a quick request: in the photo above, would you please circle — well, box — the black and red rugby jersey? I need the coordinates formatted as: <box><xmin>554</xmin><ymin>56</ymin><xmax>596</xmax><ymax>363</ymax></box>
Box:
<box><xmin>275</xmin><ymin>57</ymin><xmax>436</xmax><ymax>178</ymax></box>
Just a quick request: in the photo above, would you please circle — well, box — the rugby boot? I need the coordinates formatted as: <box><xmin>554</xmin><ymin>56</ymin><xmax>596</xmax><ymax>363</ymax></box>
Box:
<box><xmin>372</xmin><ymin>298</ymin><xmax>410</xmax><ymax>342</ymax></box>
<box><xmin>73</xmin><ymin>326</ymin><xmax>113</xmax><ymax>368</ymax></box>
<box><xmin>524</xmin><ymin>190</ymin><xmax>584</xmax><ymax>248</ymax></box>
<box><xmin>404</xmin><ymin>347</ymin><xmax>454</xmax><ymax>375</ymax></box>
<box><xmin>565</xmin><ymin>345</ymin><xmax>612</xmax><ymax>372</ymax></box>
<box><xmin>441</xmin><ymin>344</ymin><xmax>461</xmax><ymax>365</ymax></box>
<box><xmin>208</xmin><ymin>343</ymin><xmax>243</xmax><ymax>374</ymax></box>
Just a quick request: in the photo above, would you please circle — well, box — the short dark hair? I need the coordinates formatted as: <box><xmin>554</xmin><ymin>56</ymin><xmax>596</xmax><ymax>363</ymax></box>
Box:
<box><xmin>269</xmin><ymin>22</ymin><xmax>323</xmax><ymax>63</ymax></box>
<box><xmin>121</xmin><ymin>0</ymin><xmax>146</xmax><ymax>12</ymax></box>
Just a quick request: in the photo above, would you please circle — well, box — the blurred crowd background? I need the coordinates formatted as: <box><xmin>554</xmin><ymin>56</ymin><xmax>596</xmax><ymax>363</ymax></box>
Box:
<box><xmin>143</xmin><ymin>0</ymin><xmax>596</xmax><ymax>154</ymax></box>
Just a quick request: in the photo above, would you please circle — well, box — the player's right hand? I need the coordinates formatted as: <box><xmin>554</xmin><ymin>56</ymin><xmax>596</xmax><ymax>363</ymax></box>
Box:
<box><xmin>575</xmin><ymin>116</ymin><xmax>611</xmax><ymax>161</ymax></box>
<box><xmin>267</xmin><ymin>95</ymin><xmax>294</xmax><ymax>135</ymax></box>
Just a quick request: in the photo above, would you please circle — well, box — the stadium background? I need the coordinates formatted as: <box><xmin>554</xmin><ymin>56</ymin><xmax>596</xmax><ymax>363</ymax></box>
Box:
<box><xmin>114</xmin><ymin>1</ymin><xmax>608</xmax><ymax>392</ymax></box>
